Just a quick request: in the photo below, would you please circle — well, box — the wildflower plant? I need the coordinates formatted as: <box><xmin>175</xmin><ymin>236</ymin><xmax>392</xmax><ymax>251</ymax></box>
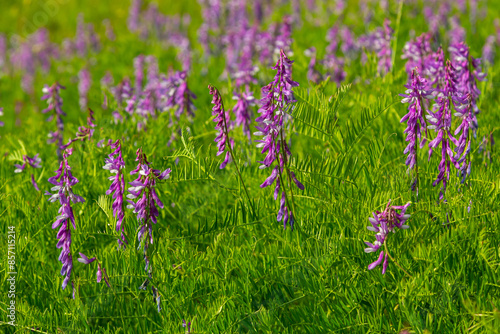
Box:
<box><xmin>103</xmin><ymin>139</ymin><xmax>127</xmax><ymax>248</ymax></box>
<box><xmin>255</xmin><ymin>49</ymin><xmax>303</xmax><ymax>229</ymax></box>
<box><xmin>41</xmin><ymin>82</ymin><xmax>66</xmax><ymax>158</ymax></box>
<box><xmin>45</xmin><ymin>147</ymin><xmax>85</xmax><ymax>292</ymax></box>
<box><xmin>13</xmin><ymin>153</ymin><xmax>42</xmax><ymax>191</ymax></box>
<box><xmin>400</xmin><ymin>68</ymin><xmax>433</xmax><ymax>195</ymax></box>
<box><xmin>126</xmin><ymin>148</ymin><xmax>170</xmax><ymax>312</ymax></box>
<box><xmin>364</xmin><ymin>200</ymin><xmax>411</xmax><ymax>275</ymax></box>
<box><xmin>209</xmin><ymin>84</ymin><xmax>254</xmax><ymax>214</ymax></box>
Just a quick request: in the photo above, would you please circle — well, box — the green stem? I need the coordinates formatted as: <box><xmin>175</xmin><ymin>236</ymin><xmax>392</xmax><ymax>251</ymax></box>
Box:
<box><xmin>384</xmin><ymin>243</ymin><xmax>412</xmax><ymax>278</ymax></box>
<box><xmin>219</xmin><ymin>89</ymin><xmax>256</xmax><ymax>217</ymax></box>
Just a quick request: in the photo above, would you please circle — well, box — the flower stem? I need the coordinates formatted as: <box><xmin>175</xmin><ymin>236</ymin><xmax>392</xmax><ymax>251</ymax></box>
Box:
<box><xmin>384</xmin><ymin>243</ymin><xmax>412</xmax><ymax>278</ymax></box>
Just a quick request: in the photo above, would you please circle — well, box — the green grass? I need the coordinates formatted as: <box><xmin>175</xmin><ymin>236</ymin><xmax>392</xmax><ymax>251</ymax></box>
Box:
<box><xmin>1</xmin><ymin>0</ymin><xmax>500</xmax><ymax>333</ymax></box>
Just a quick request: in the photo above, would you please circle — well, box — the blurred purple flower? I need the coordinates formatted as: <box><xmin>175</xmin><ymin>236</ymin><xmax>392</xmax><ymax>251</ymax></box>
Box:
<box><xmin>402</xmin><ymin>32</ymin><xmax>433</xmax><ymax>80</ymax></box>
<box><xmin>482</xmin><ymin>35</ymin><xmax>496</xmax><ymax>65</ymax></box>
<box><xmin>183</xmin><ymin>320</ymin><xmax>192</xmax><ymax>333</ymax></box>
<box><xmin>78</xmin><ymin>68</ymin><xmax>91</xmax><ymax>112</ymax></box>
<box><xmin>232</xmin><ymin>91</ymin><xmax>255</xmax><ymax>141</ymax></box>
<box><xmin>162</xmin><ymin>71</ymin><xmax>196</xmax><ymax>120</ymax></box>
<box><xmin>41</xmin><ymin>83</ymin><xmax>66</xmax><ymax>158</ymax></box>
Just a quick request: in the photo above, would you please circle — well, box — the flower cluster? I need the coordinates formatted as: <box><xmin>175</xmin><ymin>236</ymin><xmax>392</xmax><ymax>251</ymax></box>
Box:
<box><xmin>402</xmin><ymin>32</ymin><xmax>433</xmax><ymax>78</ymax></box>
<box><xmin>449</xmin><ymin>42</ymin><xmax>486</xmax><ymax>131</ymax></box>
<box><xmin>232</xmin><ymin>91</ymin><xmax>255</xmax><ymax>141</ymax></box>
<box><xmin>14</xmin><ymin>153</ymin><xmax>42</xmax><ymax>191</ymax></box>
<box><xmin>255</xmin><ymin>49</ymin><xmax>303</xmax><ymax>229</ymax></box>
<box><xmin>162</xmin><ymin>71</ymin><xmax>197</xmax><ymax>120</ymax></box>
<box><xmin>0</xmin><ymin>107</ymin><xmax>4</xmax><ymax>127</ymax></box>
<box><xmin>126</xmin><ymin>148</ymin><xmax>170</xmax><ymax>313</ymax></box>
<box><xmin>41</xmin><ymin>83</ymin><xmax>66</xmax><ymax>157</ymax></box>
<box><xmin>103</xmin><ymin>139</ymin><xmax>127</xmax><ymax>247</ymax></box>
<box><xmin>46</xmin><ymin>148</ymin><xmax>85</xmax><ymax>291</ymax></box>
<box><xmin>209</xmin><ymin>85</ymin><xmax>232</xmax><ymax>169</ymax></box>
<box><xmin>400</xmin><ymin>68</ymin><xmax>433</xmax><ymax>172</ymax></box>
<box><xmin>426</xmin><ymin>61</ymin><xmax>460</xmax><ymax>199</ymax></box>
<box><xmin>359</xmin><ymin>19</ymin><xmax>393</xmax><ymax>75</ymax></box>
<box><xmin>364</xmin><ymin>200</ymin><xmax>411</xmax><ymax>274</ymax></box>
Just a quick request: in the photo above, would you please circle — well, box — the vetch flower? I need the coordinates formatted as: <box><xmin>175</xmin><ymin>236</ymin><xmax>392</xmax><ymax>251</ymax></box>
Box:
<box><xmin>209</xmin><ymin>85</ymin><xmax>232</xmax><ymax>169</ymax></box>
<box><xmin>364</xmin><ymin>200</ymin><xmax>411</xmax><ymax>274</ymax></box>
<box><xmin>449</xmin><ymin>42</ymin><xmax>486</xmax><ymax>133</ymax></box>
<box><xmin>162</xmin><ymin>71</ymin><xmax>196</xmax><ymax>120</ymax></box>
<box><xmin>400</xmin><ymin>68</ymin><xmax>433</xmax><ymax>193</ymax></box>
<box><xmin>41</xmin><ymin>83</ymin><xmax>66</xmax><ymax>159</ymax></box>
<box><xmin>77</xmin><ymin>253</ymin><xmax>111</xmax><ymax>287</ymax></box>
<box><xmin>232</xmin><ymin>91</ymin><xmax>255</xmax><ymax>141</ymax></box>
<box><xmin>45</xmin><ymin>148</ymin><xmax>85</xmax><ymax>291</ymax></box>
<box><xmin>127</xmin><ymin>148</ymin><xmax>170</xmax><ymax>312</ymax></box>
<box><xmin>426</xmin><ymin>60</ymin><xmax>460</xmax><ymax>200</ymax></box>
<box><xmin>255</xmin><ymin>49</ymin><xmax>302</xmax><ymax>229</ymax></box>
<box><xmin>104</xmin><ymin>139</ymin><xmax>127</xmax><ymax>248</ymax></box>
<box><xmin>13</xmin><ymin>153</ymin><xmax>42</xmax><ymax>191</ymax></box>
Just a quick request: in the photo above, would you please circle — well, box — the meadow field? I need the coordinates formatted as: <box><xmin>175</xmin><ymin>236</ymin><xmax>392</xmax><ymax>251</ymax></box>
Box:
<box><xmin>0</xmin><ymin>0</ymin><xmax>499</xmax><ymax>333</ymax></box>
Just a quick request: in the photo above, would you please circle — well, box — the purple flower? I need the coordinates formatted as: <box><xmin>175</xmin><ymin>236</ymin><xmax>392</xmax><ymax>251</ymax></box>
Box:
<box><xmin>449</xmin><ymin>16</ymin><xmax>466</xmax><ymax>45</ymax></box>
<box><xmin>425</xmin><ymin>47</ymin><xmax>445</xmax><ymax>90</ymax></box>
<box><xmin>14</xmin><ymin>153</ymin><xmax>42</xmax><ymax>191</ymax></box>
<box><xmin>134</xmin><ymin>55</ymin><xmax>145</xmax><ymax>96</ymax></box>
<box><xmin>482</xmin><ymin>36</ymin><xmax>496</xmax><ymax>65</ymax></box>
<box><xmin>449</xmin><ymin>42</ymin><xmax>486</xmax><ymax>132</ymax></box>
<box><xmin>255</xmin><ymin>49</ymin><xmax>302</xmax><ymax>229</ymax></box>
<box><xmin>359</xmin><ymin>19</ymin><xmax>393</xmax><ymax>75</ymax></box>
<box><xmin>275</xmin><ymin>16</ymin><xmax>293</xmax><ymax>56</ymax></box>
<box><xmin>78</xmin><ymin>68</ymin><xmax>91</xmax><ymax>112</ymax></box>
<box><xmin>128</xmin><ymin>0</ymin><xmax>142</xmax><ymax>32</ymax></box>
<box><xmin>162</xmin><ymin>71</ymin><xmax>196</xmax><ymax>120</ymax></box>
<box><xmin>126</xmin><ymin>148</ymin><xmax>170</xmax><ymax>312</ymax></box>
<box><xmin>77</xmin><ymin>252</ymin><xmax>96</xmax><ymax>264</ymax></box>
<box><xmin>42</xmin><ymin>83</ymin><xmax>66</xmax><ymax>155</ymax></box>
<box><xmin>232</xmin><ymin>91</ymin><xmax>255</xmax><ymax>141</ymax></box>
<box><xmin>183</xmin><ymin>320</ymin><xmax>192</xmax><ymax>333</ymax></box>
<box><xmin>453</xmin><ymin>94</ymin><xmax>474</xmax><ymax>184</ymax></box>
<box><xmin>364</xmin><ymin>200</ymin><xmax>411</xmax><ymax>274</ymax></box>
<box><xmin>77</xmin><ymin>253</ymin><xmax>111</xmax><ymax>287</ymax></box>
<box><xmin>0</xmin><ymin>34</ymin><xmax>6</xmax><ymax>72</ymax></box>
<box><xmin>104</xmin><ymin>140</ymin><xmax>127</xmax><ymax>247</ymax></box>
<box><xmin>46</xmin><ymin>148</ymin><xmax>85</xmax><ymax>291</ymax></box>
<box><xmin>402</xmin><ymin>32</ymin><xmax>433</xmax><ymax>80</ymax></box>
<box><xmin>400</xmin><ymin>68</ymin><xmax>433</xmax><ymax>173</ymax></box>
<box><xmin>209</xmin><ymin>85</ymin><xmax>232</xmax><ymax>169</ymax></box>
<box><xmin>103</xmin><ymin>19</ymin><xmax>116</xmax><ymax>41</ymax></box>
<box><xmin>0</xmin><ymin>107</ymin><xmax>3</xmax><ymax>127</ymax></box>
<box><xmin>304</xmin><ymin>47</ymin><xmax>323</xmax><ymax>84</ymax></box>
